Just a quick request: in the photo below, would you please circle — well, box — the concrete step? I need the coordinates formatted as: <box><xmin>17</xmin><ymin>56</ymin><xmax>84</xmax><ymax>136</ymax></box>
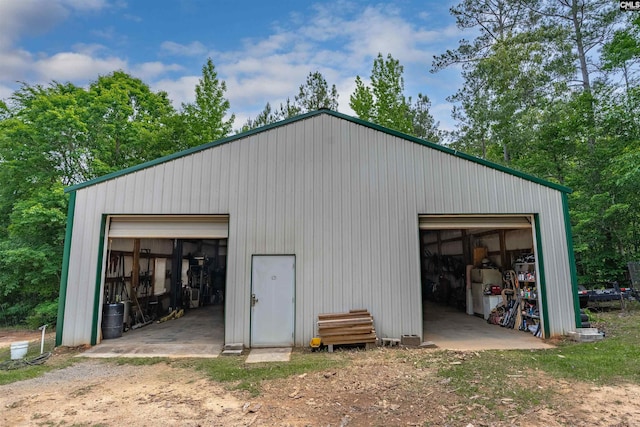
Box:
<box><xmin>223</xmin><ymin>343</ymin><xmax>243</xmax><ymax>350</ymax></box>
<box><xmin>567</xmin><ymin>328</ymin><xmax>604</xmax><ymax>342</ymax></box>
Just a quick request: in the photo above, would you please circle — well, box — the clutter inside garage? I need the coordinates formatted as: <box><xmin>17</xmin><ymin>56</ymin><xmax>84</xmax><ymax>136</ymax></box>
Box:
<box><xmin>420</xmin><ymin>227</ymin><xmax>542</xmax><ymax>337</ymax></box>
<box><xmin>101</xmin><ymin>237</ymin><xmax>226</xmax><ymax>339</ymax></box>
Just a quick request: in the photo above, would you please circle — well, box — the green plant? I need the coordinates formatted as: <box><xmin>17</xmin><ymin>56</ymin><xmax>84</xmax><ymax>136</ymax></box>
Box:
<box><xmin>26</xmin><ymin>300</ymin><xmax>58</xmax><ymax>329</ymax></box>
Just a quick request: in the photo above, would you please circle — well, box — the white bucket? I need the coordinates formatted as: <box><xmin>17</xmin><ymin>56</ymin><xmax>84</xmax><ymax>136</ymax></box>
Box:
<box><xmin>10</xmin><ymin>341</ymin><xmax>29</xmax><ymax>360</ymax></box>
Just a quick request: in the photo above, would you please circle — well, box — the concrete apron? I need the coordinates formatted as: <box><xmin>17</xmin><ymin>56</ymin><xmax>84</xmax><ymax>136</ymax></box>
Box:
<box><xmin>80</xmin><ymin>300</ymin><xmax>552</xmax><ymax>358</ymax></box>
<box><xmin>80</xmin><ymin>304</ymin><xmax>225</xmax><ymax>358</ymax></box>
<box><xmin>245</xmin><ymin>348</ymin><xmax>292</xmax><ymax>363</ymax></box>
<box><xmin>423</xmin><ymin>301</ymin><xmax>554</xmax><ymax>351</ymax></box>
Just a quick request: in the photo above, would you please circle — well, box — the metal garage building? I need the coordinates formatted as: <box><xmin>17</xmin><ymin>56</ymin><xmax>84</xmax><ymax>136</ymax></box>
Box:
<box><xmin>56</xmin><ymin>110</ymin><xmax>580</xmax><ymax>348</ymax></box>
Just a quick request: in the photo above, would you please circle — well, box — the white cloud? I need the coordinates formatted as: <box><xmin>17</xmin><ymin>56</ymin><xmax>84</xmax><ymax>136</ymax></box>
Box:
<box><xmin>160</xmin><ymin>41</ymin><xmax>208</xmax><ymax>57</ymax></box>
<box><xmin>431</xmin><ymin>102</ymin><xmax>456</xmax><ymax>132</ymax></box>
<box><xmin>0</xmin><ymin>0</ymin><xmax>68</xmax><ymax>48</ymax></box>
<box><xmin>132</xmin><ymin>62</ymin><xmax>183</xmax><ymax>80</ymax></box>
<box><xmin>0</xmin><ymin>0</ymin><xmax>463</xmax><ymax>131</ymax></box>
<box><xmin>0</xmin><ymin>48</ymin><xmax>34</xmax><ymax>82</ymax></box>
<box><xmin>153</xmin><ymin>75</ymin><xmax>200</xmax><ymax>108</ymax></box>
<box><xmin>123</xmin><ymin>14</ymin><xmax>142</xmax><ymax>22</ymax></box>
<box><xmin>197</xmin><ymin>2</ymin><xmax>455</xmax><ymax>128</ymax></box>
<box><xmin>35</xmin><ymin>52</ymin><xmax>127</xmax><ymax>81</ymax></box>
<box><xmin>72</xmin><ymin>43</ymin><xmax>107</xmax><ymax>55</ymax></box>
<box><xmin>0</xmin><ymin>83</ymin><xmax>14</xmax><ymax>101</ymax></box>
<box><xmin>60</xmin><ymin>0</ymin><xmax>109</xmax><ymax>11</ymax></box>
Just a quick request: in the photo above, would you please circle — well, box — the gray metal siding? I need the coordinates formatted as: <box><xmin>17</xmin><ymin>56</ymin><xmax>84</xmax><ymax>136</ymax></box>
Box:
<box><xmin>62</xmin><ymin>114</ymin><xmax>574</xmax><ymax>346</ymax></box>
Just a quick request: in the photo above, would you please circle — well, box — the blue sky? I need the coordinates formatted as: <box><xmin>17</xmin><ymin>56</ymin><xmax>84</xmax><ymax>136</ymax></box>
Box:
<box><xmin>0</xmin><ymin>0</ymin><xmax>465</xmax><ymax>131</ymax></box>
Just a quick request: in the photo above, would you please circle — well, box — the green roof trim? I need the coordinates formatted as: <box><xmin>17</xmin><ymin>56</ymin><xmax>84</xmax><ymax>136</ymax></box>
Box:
<box><xmin>65</xmin><ymin>109</ymin><xmax>572</xmax><ymax>194</ymax></box>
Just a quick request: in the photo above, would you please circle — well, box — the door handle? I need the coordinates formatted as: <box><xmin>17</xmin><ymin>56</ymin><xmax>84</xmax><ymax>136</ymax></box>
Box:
<box><xmin>251</xmin><ymin>293</ymin><xmax>259</xmax><ymax>307</ymax></box>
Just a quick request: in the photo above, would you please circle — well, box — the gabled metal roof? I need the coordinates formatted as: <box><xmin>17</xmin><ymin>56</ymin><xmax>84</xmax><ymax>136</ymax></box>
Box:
<box><xmin>65</xmin><ymin>109</ymin><xmax>572</xmax><ymax>194</ymax></box>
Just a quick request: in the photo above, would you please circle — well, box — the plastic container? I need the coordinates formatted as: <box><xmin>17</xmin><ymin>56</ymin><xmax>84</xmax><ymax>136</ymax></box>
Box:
<box><xmin>10</xmin><ymin>341</ymin><xmax>29</xmax><ymax>360</ymax></box>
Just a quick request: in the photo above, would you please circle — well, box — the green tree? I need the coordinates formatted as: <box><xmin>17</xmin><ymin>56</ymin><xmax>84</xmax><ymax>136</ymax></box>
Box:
<box><xmin>433</xmin><ymin>0</ymin><xmax>574</xmax><ymax>162</ymax></box>
<box><xmin>1</xmin><ymin>82</ymin><xmax>92</xmax><ymax>186</ymax></box>
<box><xmin>350</xmin><ymin>53</ymin><xmax>413</xmax><ymax>134</ymax></box>
<box><xmin>181</xmin><ymin>58</ymin><xmax>235</xmax><ymax>146</ymax></box>
<box><xmin>88</xmin><ymin>71</ymin><xmax>177</xmax><ymax>175</ymax></box>
<box><xmin>294</xmin><ymin>71</ymin><xmax>339</xmax><ymax>111</ymax></box>
<box><xmin>240</xmin><ymin>102</ymin><xmax>280</xmax><ymax>132</ymax></box>
<box><xmin>601</xmin><ymin>23</ymin><xmax>640</xmax><ymax>95</ymax></box>
<box><xmin>241</xmin><ymin>71</ymin><xmax>337</xmax><ymax>131</ymax></box>
<box><xmin>0</xmin><ymin>183</ymin><xmax>67</xmax><ymax>327</ymax></box>
<box><xmin>0</xmin><ymin>73</ymin><xmax>186</xmax><ymax>326</ymax></box>
<box><xmin>408</xmin><ymin>93</ymin><xmax>442</xmax><ymax>142</ymax></box>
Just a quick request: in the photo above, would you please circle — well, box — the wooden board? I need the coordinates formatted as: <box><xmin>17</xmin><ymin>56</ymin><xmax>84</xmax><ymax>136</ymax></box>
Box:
<box><xmin>321</xmin><ymin>333</ymin><xmax>377</xmax><ymax>345</ymax></box>
<box><xmin>317</xmin><ymin>309</ymin><xmax>377</xmax><ymax>346</ymax></box>
<box><xmin>317</xmin><ymin>325</ymin><xmax>374</xmax><ymax>336</ymax></box>
<box><xmin>317</xmin><ymin>318</ymin><xmax>373</xmax><ymax>327</ymax></box>
<box><xmin>318</xmin><ymin>311</ymin><xmax>371</xmax><ymax>320</ymax></box>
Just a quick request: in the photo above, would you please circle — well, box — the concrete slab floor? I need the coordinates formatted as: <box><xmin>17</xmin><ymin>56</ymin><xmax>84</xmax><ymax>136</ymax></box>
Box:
<box><xmin>245</xmin><ymin>348</ymin><xmax>292</xmax><ymax>363</ymax></box>
<box><xmin>423</xmin><ymin>301</ymin><xmax>554</xmax><ymax>351</ymax></box>
<box><xmin>80</xmin><ymin>304</ymin><xmax>225</xmax><ymax>358</ymax></box>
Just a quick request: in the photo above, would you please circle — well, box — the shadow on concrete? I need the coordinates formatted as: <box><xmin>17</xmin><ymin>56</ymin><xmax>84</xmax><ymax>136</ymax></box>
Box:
<box><xmin>81</xmin><ymin>304</ymin><xmax>225</xmax><ymax>358</ymax></box>
<box><xmin>423</xmin><ymin>301</ymin><xmax>554</xmax><ymax>351</ymax></box>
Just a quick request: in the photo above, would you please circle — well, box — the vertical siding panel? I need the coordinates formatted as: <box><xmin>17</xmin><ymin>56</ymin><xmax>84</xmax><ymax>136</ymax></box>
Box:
<box><xmin>160</xmin><ymin>163</ymin><xmax>173</xmax><ymax>212</ymax></box>
<box><xmin>362</xmin><ymin>126</ymin><xmax>375</xmax><ymax>314</ymax></box>
<box><xmin>347</xmin><ymin>125</ymin><xmax>359</xmax><ymax>311</ymax></box>
<box><xmin>141</xmin><ymin>166</ymin><xmax>154</xmax><ymax>212</ymax></box>
<box><xmin>103</xmin><ymin>181</ymin><xmax>116</xmax><ymax>213</ymax></box>
<box><xmin>198</xmin><ymin>150</ymin><xmax>212</xmax><ymax>211</ymax></box>
<box><xmin>284</xmin><ymin>127</ymin><xmax>296</xmax><ymax>253</ymax></box>
<box><xmin>265</xmin><ymin>130</ymin><xmax>276</xmax><ymax>253</ymax></box>
<box><xmin>257</xmin><ymin>138</ymin><xmax>268</xmax><ymax>253</ymax></box>
<box><xmin>209</xmin><ymin>146</ymin><xmax>221</xmax><ymax>210</ymax></box>
<box><xmin>303</xmin><ymin>120</ymin><xmax>315</xmax><ymax>336</ymax></box>
<box><xmin>332</xmin><ymin>123</ymin><xmax>352</xmax><ymax>308</ymax></box>
<box><xmin>190</xmin><ymin>152</ymin><xmax>203</xmax><ymax>212</ymax></box>
<box><xmin>293</xmin><ymin>122</ymin><xmax>308</xmax><ymax>344</ymax></box>
<box><xmin>150</xmin><ymin>164</ymin><xmax>164</xmax><ymax>212</ymax></box>
<box><xmin>331</xmin><ymin>119</ymin><xmax>344</xmax><ymax>308</ymax></box>
<box><xmin>275</xmin><ymin>128</ymin><xmax>287</xmax><ymax>252</ymax></box>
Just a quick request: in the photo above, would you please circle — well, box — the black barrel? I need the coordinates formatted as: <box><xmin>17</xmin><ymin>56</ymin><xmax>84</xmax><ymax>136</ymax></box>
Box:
<box><xmin>102</xmin><ymin>303</ymin><xmax>124</xmax><ymax>339</ymax></box>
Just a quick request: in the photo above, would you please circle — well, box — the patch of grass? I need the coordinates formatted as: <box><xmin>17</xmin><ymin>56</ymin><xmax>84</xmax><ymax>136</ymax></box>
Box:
<box><xmin>0</xmin><ymin>334</ymin><xmax>78</xmax><ymax>385</ymax></box>
<box><xmin>436</xmin><ymin>306</ymin><xmax>640</xmax><ymax>418</ymax></box>
<box><xmin>176</xmin><ymin>350</ymin><xmax>348</xmax><ymax>396</ymax></box>
<box><xmin>437</xmin><ymin>349</ymin><xmax>555</xmax><ymax>419</ymax></box>
<box><xmin>530</xmin><ymin>305</ymin><xmax>640</xmax><ymax>384</ymax></box>
<box><xmin>526</xmin><ymin>338</ymin><xmax>639</xmax><ymax>384</ymax></box>
<box><xmin>111</xmin><ymin>357</ymin><xmax>168</xmax><ymax>366</ymax></box>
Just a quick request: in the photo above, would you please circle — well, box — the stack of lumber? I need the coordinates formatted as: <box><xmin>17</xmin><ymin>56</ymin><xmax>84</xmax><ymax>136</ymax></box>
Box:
<box><xmin>317</xmin><ymin>309</ymin><xmax>376</xmax><ymax>346</ymax></box>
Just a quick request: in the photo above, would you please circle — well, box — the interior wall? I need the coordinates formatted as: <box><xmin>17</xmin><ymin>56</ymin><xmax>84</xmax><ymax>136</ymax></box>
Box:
<box><xmin>103</xmin><ymin>238</ymin><xmax>227</xmax><ymax>315</ymax></box>
<box><xmin>421</xmin><ymin>228</ymin><xmax>535</xmax><ymax>313</ymax></box>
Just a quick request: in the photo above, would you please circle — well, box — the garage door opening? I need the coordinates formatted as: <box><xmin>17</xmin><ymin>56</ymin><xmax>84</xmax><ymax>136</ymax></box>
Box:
<box><xmin>97</xmin><ymin>215</ymin><xmax>228</xmax><ymax>352</ymax></box>
<box><xmin>419</xmin><ymin>215</ymin><xmax>547</xmax><ymax>346</ymax></box>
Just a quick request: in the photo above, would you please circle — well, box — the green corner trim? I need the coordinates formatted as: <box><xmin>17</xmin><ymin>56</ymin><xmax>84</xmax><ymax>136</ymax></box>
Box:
<box><xmin>90</xmin><ymin>215</ymin><xmax>108</xmax><ymax>345</ymax></box>
<box><xmin>533</xmin><ymin>214</ymin><xmax>551</xmax><ymax>338</ymax></box>
<box><xmin>56</xmin><ymin>191</ymin><xmax>76</xmax><ymax>346</ymax></box>
<box><xmin>64</xmin><ymin>110</ymin><xmax>572</xmax><ymax>195</ymax></box>
<box><xmin>562</xmin><ymin>193</ymin><xmax>581</xmax><ymax>327</ymax></box>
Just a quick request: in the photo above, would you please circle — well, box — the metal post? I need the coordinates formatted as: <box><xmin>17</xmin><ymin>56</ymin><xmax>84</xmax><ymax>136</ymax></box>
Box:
<box><xmin>170</xmin><ymin>239</ymin><xmax>183</xmax><ymax>310</ymax></box>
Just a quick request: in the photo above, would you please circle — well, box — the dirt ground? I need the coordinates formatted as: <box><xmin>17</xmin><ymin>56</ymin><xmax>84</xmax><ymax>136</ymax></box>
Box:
<box><xmin>0</xmin><ymin>330</ymin><xmax>48</xmax><ymax>349</ymax></box>
<box><xmin>1</xmin><ymin>346</ymin><xmax>639</xmax><ymax>427</ymax></box>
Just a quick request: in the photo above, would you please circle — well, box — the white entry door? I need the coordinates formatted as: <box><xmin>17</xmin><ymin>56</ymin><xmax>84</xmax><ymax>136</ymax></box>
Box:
<box><xmin>250</xmin><ymin>255</ymin><xmax>295</xmax><ymax>347</ymax></box>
